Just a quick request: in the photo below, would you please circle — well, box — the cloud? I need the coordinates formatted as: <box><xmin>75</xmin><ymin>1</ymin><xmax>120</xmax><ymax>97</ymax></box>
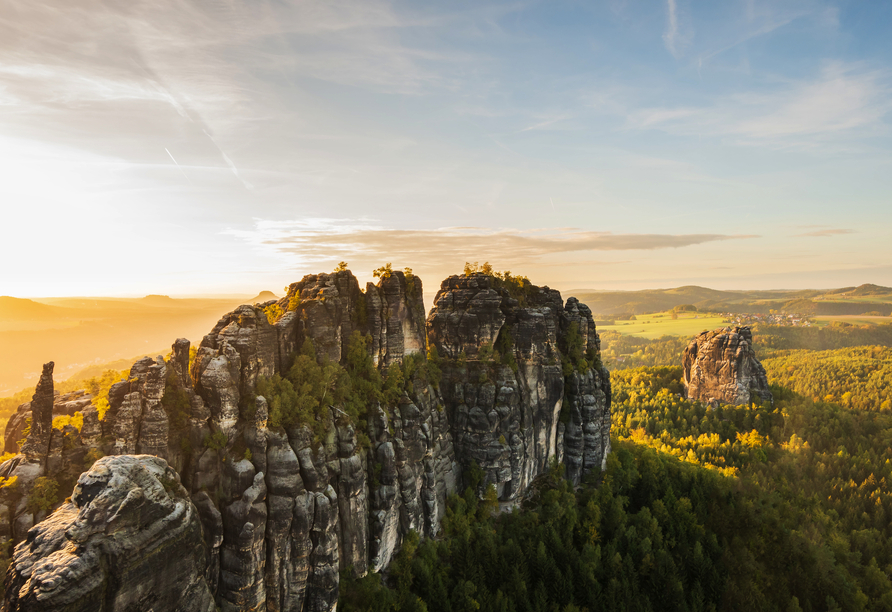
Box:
<box><xmin>0</xmin><ymin>0</ymin><xmax>492</xmax><ymax>160</ymax></box>
<box><xmin>225</xmin><ymin>219</ymin><xmax>758</xmax><ymax>268</ymax></box>
<box><xmin>698</xmin><ymin>5</ymin><xmax>809</xmax><ymax>63</ymax></box>
<box><xmin>662</xmin><ymin>0</ymin><xmax>692</xmax><ymax>58</ymax></box>
<box><xmin>627</xmin><ymin>62</ymin><xmax>892</xmax><ymax>148</ymax></box>
<box><xmin>794</xmin><ymin>228</ymin><xmax>855</xmax><ymax>237</ymax></box>
<box><xmin>663</xmin><ymin>0</ymin><xmax>680</xmax><ymax>56</ymax></box>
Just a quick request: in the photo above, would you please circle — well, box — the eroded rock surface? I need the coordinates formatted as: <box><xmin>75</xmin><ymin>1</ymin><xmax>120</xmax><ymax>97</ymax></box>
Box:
<box><xmin>3</xmin><ymin>455</ymin><xmax>215</xmax><ymax>612</ymax></box>
<box><xmin>683</xmin><ymin>326</ymin><xmax>773</xmax><ymax>406</ymax></box>
<box><xmin>4</xmin><ymin>389</ymin><xmax>92</xmax><ymax>456</ymax></box>
<box><xmin>17</xmin><ymin>363</ymin><xmax>54</xmax><ymax>461</ymax></box>
<box><xmin>429</xmin><ymin>274</ymin><xmax>611</xmax><ymax>501</ymax></box>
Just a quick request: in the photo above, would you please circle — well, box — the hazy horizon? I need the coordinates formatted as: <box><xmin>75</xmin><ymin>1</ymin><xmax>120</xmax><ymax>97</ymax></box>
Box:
<box><xmin>5</xmin><ymin>272</ymin><xmax>892</xmax><ymax>300</ymax></box>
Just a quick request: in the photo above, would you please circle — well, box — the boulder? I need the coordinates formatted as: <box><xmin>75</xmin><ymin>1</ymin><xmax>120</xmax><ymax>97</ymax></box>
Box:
<box><xmin>3</xmin><ymin>455</ymin><xmax>215</xmax><ymax>612</ymax></box>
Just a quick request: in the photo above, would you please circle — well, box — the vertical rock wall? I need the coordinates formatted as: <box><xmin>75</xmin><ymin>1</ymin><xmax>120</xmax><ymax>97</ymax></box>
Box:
<box><xmin>428</xmin><ymin>274</ymin><xmax>611</xmax><ymax>501</ymax></box>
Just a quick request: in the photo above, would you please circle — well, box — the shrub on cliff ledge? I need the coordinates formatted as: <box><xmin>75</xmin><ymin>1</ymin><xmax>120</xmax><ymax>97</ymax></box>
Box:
<box><xmin>263</xmin><ymin>303</ymin><xmax>285</xmax><ymax>324</ymax></box>
<box><xmin>27</xmin><ymin>477</ymin><xmax>59</xmax><ymax>516</ymax></box>
<box><xmin>52</xmin><ymin>411</ymin><xmax>83</xmax><ymax>432</ymax></box>
<box><xmin>462</xmin><ymin>262</ymin><xmax>536</xmax><ymax>307</ymax></box>
<box><xmin>161</xmin><ymin>369</ymin><xmax>191</xmax><ymax>430</ymax></box>
<box><xmin>343</xmin><ymin>332</ymin><xmax>383</xmax><ymax>426</ymax></box>
<box><xmin>373</xmin><ymin>263</ymin><xmax>394</xmax><ymax>279</ymax></box>
<box><xmin>561</xmin><ymin>322</ymin><xmax>599</xmax><ymax>376</ymax></box>
<box><xmin>257</xmin><ymin>331</ymin><xmax>443</xmax><ymax>446</ymax></box>
<box><xmin>257</xmin><ymin>337</ymin><xmax>350</xmax><ymax>441</ymax></box>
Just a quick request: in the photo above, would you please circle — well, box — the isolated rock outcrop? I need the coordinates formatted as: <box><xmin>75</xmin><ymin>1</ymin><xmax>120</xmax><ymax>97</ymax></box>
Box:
<box><xmin>17</xmin><ymin>363</ymin><xmax>54</xmax><ymax>461</ymax></box>
<box><xmin>0</xmin><ymin>363</ymin><xmax>70</xmax><ymax>545</ymax></box>
<box><xmin>1</xmin><ymin>269</ymin><xmax>611</xmax><ymax>611</ymax></box>
<box><xmin>683</xmin><ymin>326</ymin><xmax>773</xmax><ymax>406</ymax></box>
<box><xmin>3</xmin><ymin>455</ymin><xmax>215</xmax><ymax>612</ymax></box>
<box><xmin>4</xmin><ymin>389</ymin><xmax>93</xmax><ymax>456</ymax></box>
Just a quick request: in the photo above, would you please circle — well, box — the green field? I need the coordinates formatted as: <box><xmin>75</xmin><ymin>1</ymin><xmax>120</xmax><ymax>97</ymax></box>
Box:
<box><xmin>596</xmin><ymin>311</ymin><xmax>727</xmax><ymax>339</ymax></box>
<box><xmin>813</xmin><ymin>314</ymin><xmax>892</xmax><ymax>327</ymax></box>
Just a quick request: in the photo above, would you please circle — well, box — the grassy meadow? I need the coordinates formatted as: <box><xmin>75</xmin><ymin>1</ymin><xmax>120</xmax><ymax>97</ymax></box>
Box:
<box><xmin>596</xmin><ymin>311</ymin><xmax>728</xmax><ymax>339</ymax></box>
<box><xmin>813</xmin><ymin>314</ymin><xmax>892</xmax><ymax>327</ymax></box>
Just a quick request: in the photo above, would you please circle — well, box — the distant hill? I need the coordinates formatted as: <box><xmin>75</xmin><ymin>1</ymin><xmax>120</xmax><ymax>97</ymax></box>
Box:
<box><xmin>248</xmin><ymin>291</ymin><xmax>278</xmax><ymax>303</ymax></box>
<box><xmin>846</xmin><ymin>284</ymin><xmax>892</xmax><ymax>297</ymax></box>
<box><xmin>0</xmin><ymin>295</ymin><xmax>251</xmax><ymax>395</ymax></box>
<box><xmin>572</xmin><ymin>284</ymin><xmax>891</xmax><ymax>316</ymax></box>
<box><xmin>139</xmin><ymin>294</ymin><xmax>176</xmax><ymax>306</ymax></box>
<box><xmin>0</xmin><ymin>296</ymin><xmax>68</xmax><ymax>321</ymax></box>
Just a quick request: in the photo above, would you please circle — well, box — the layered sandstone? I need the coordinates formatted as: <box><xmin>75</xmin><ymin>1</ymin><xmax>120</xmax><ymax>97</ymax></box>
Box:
<box><xmin>4</xmin><ymin>389</ymin><xmax>92</xmax><ymax>455</ymax></box>
<box><xmin>683</xmin><ymin>326</ymin><xmax>773</xmax><ymax>406</ymax></box>
<box><xmin>428</xmin><ymin>274</ymin><xmax>611</xmax><ymax>498</ymax></box>
<box><xmin>4</xmin><ymin>455</ymin><xmax>215</xmax><ymax>612</ymax></box>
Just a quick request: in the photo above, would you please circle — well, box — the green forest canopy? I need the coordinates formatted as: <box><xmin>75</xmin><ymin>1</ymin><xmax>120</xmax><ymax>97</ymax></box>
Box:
<box><xmin>343</xmin><ymin>326</ymin><xmax>892</xmax><ymax>612</ymax></box>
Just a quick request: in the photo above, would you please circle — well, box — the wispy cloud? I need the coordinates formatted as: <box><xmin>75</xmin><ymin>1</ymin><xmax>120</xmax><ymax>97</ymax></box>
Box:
<box><xmin>698</xmin><ymin>4</ymin><xmax>809</xmax><ymax>64</ymax></box>
<box><xmin>662</xmin><ymin>0</ymin><xmax>692</xmax><ymax>58</ymax></box>
<box><xmin>517</xmin><ymin>114</ymin><xmax>571</xmax><ymax>133</ymax></box>
<box><xmin>628</xmin><ymin>62</ymin><xmax>892</xmax><ymax>149</ymax></box>
<box><xmin>225</xmin><ymin>219</ymin><xmax>758</xmax><ymax>268</ymax></box>
<box><xmin>663</xmin><ymin>0</ymin><xmax>680</xmax><ymax>57</ymax></box>
<box><xmin>794</xmin><ymin>228</ymin><xmax>855</xmax><ymax>237</ymax></box>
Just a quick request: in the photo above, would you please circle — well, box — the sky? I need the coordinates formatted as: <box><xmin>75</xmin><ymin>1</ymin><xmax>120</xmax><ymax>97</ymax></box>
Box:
<box><xmin>1</xmin><ymin>0</ymin><xmax>891</xmax><ymax>298</ymax></box>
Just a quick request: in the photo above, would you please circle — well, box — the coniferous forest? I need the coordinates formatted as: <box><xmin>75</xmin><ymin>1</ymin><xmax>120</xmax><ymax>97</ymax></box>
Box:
<box><xmin>342</xmin><ymin>325</ymin><xmax>892</xmax><ymax>612</ymax></box>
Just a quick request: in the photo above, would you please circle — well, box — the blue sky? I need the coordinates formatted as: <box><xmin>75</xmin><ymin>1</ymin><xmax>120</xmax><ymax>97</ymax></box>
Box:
<box><xmin>1</xmin><ymin>0</ymin><xmax>890</xmax><ymax>296</ymax></box>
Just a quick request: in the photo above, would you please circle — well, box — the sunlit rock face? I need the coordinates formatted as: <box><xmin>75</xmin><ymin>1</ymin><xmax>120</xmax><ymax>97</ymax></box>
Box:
<box><xmin>17</xmin><ymin>363</ymin><xmax>54</xmax><ymax>462</ymax></box>
<box><xmin>3</xmin><ymin>455</ymin><xmax>215</xmax><ymax>612</ymax></box>
<box><xmin>2</xmin><ymin>269</ymin><xmax>611</xmax><ymax>611</ymax></box>
<box><xmin>4</xmin><ymin>389</ymin><xmax>92</xmax><ymax>456</ymax></box>
<box><xmin>0</xmin><ymin>363</ymin><xmax>81</xmax><ymax>545</ymax></box>
<box><xmin>683</xmin><ymin>326</ymin><xmax>773</xmax><ymax>406</ymax></box>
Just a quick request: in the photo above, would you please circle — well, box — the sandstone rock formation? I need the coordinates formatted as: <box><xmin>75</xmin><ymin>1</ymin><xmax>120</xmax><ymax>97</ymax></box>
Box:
<box><xmin>683</xmin><ymin>326</ymin><xmax>773</xmax><ymax>406</ymax></box>
<box><xmin>428</xmin><ymin>274</ymin><xmax>611</xmax><ymax>498</ymax></box>
<box><xmin>17</xmin><ymin>363</ymin><xmax>54</xmax><ymax>461</ymax></box>
<box><xmin>1</xmin><ymin>269</ymin><xmax>611</xmax><ymax>611</ymax></box>
<box><xmin>0</xmin><ymin>363</ymin><xmax>71</xmax><ymax>545</ymax></box>
<box><xmin>3</xmin><ymin>455</ymin><xmax>215</xmax><ymax>612</ymax></box>
<box><xmin>4</xmin><ymin>389</ymin><xmax>92</xmax><ymax>455</ymax></box>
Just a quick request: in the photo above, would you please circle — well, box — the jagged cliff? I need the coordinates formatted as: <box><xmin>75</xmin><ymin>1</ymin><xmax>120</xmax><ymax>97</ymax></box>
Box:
<box><xmin>683</xmin><ymin>326</ymin><xmax>773</xmax><ymax>406</ymax></box>
<box><xmin>0</xmin><ymin>270</ymin><xmax>610</xmax><ymax>612</ymax></box>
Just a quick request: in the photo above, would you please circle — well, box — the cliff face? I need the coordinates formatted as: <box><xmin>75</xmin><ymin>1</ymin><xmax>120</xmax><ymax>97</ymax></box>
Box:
<box><xmin>428</xmin><ymin>274</ymin><xmax>611</xmax><ymax>501</ymax></box>
<box><xmin>683</xmin><ymin>326</ymin><xmax>773</xmax><ymax>406</ymax></box>
<box><xmin>1</xmin><ymin>270</ymin><xmax>610</xmax><ymax>612</ymax></box>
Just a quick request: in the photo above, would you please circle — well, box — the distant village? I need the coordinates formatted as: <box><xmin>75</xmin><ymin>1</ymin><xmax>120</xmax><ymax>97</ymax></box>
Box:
<box><xmin>722</xmin><ymin>312</ymin><xmax>812</xmax><ymax>327</ymax></box>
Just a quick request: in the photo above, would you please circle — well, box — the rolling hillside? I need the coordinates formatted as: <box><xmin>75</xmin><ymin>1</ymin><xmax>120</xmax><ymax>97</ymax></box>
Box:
<box><xmin>0</xmin><ymin>293</ymin><xmax>277</xmax><ymax>395</ymax></box>
<box><xmin>572</xmin><ymin>284</ymin><xmax>892</xmax><ymax>316</ymax></box>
